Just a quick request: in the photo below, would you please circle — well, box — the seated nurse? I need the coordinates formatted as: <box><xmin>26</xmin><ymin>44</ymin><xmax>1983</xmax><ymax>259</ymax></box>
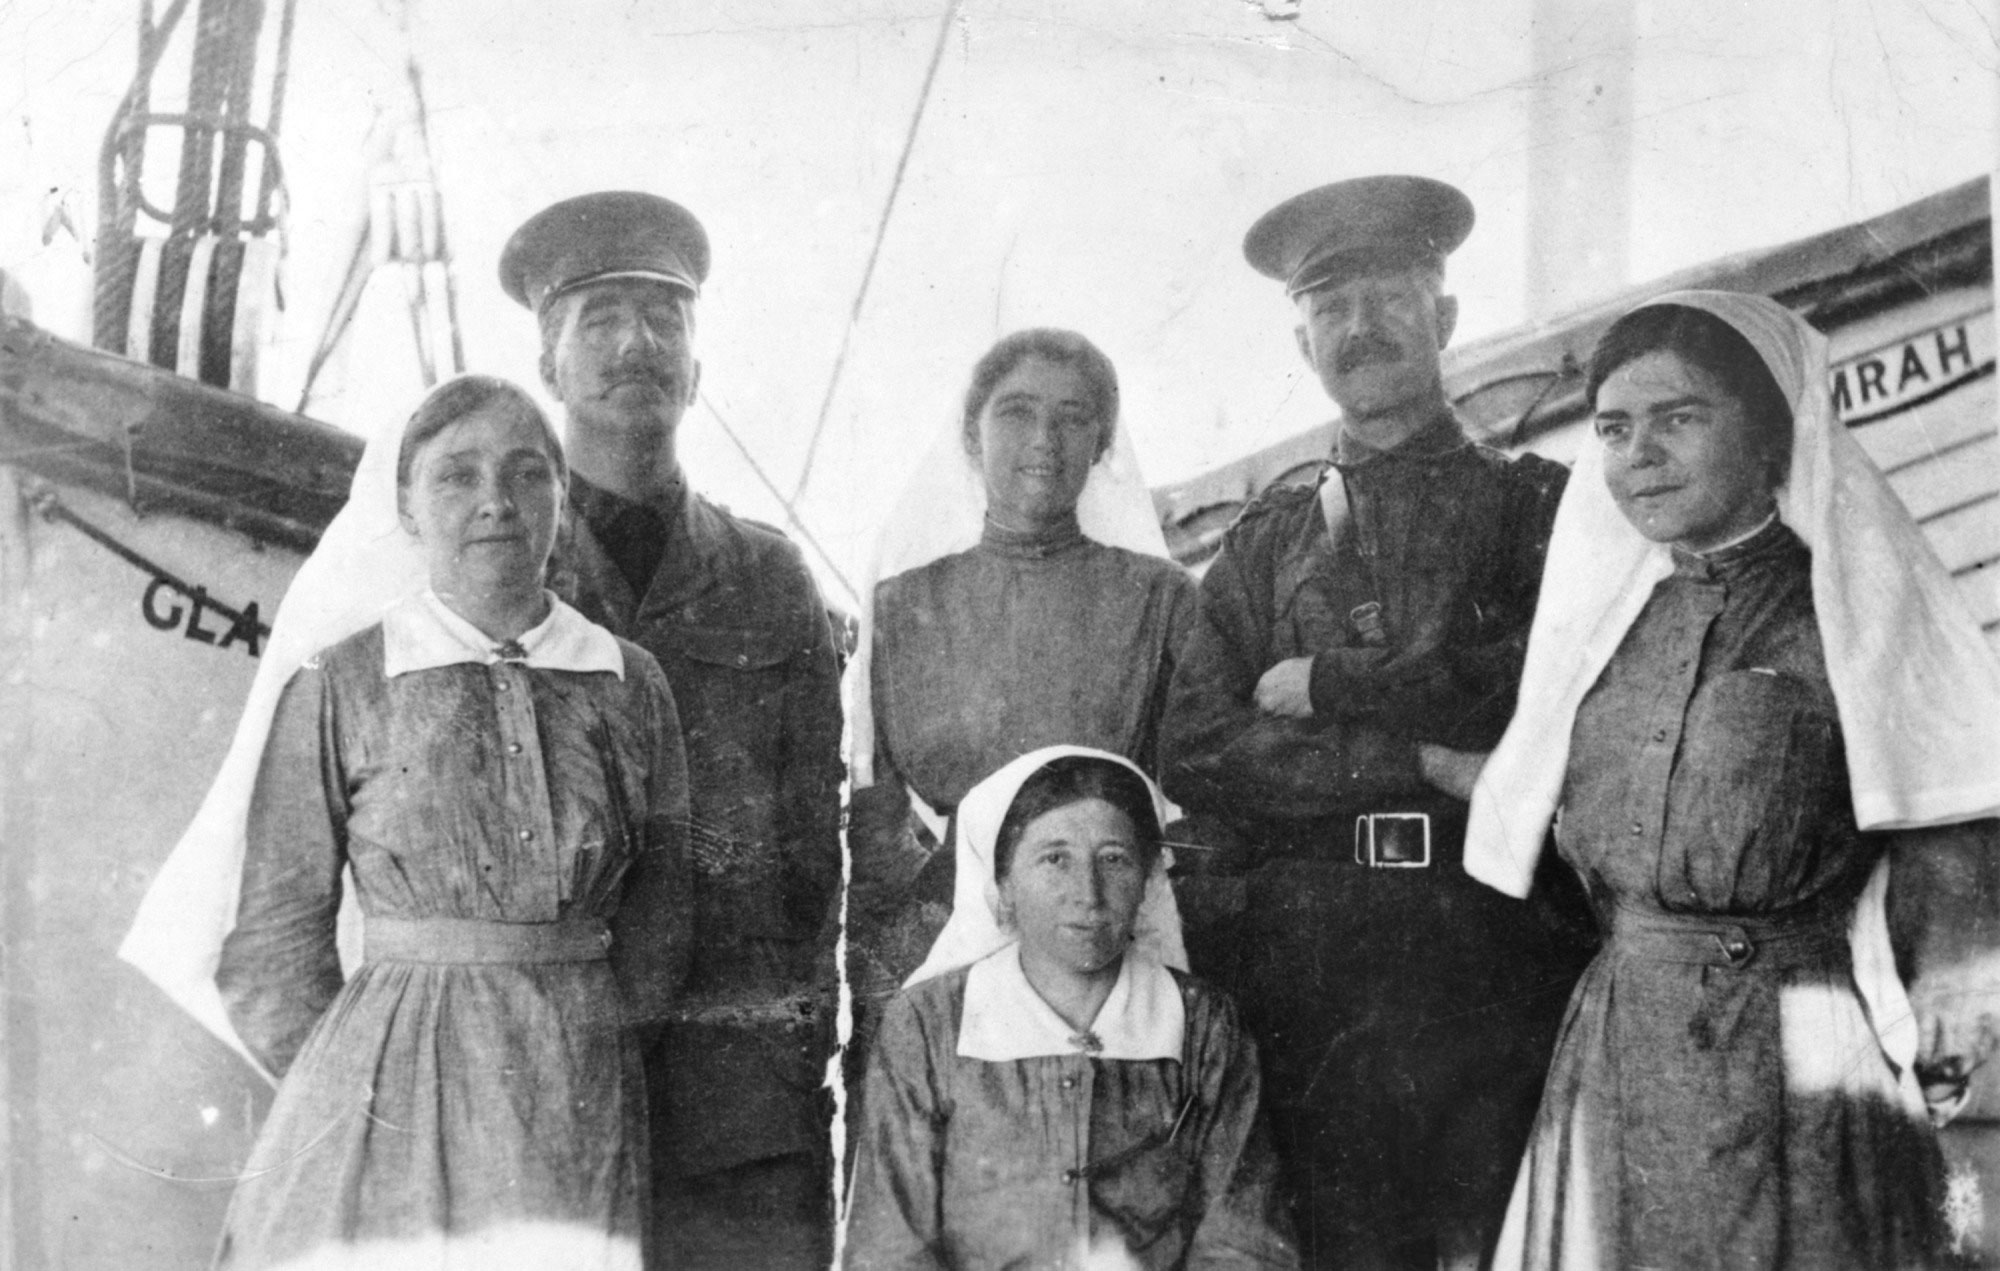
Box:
<box><xmin>844</xmin><ymin>746</ymin><xmax>1297</xmax><ymax>1270</ymax></box>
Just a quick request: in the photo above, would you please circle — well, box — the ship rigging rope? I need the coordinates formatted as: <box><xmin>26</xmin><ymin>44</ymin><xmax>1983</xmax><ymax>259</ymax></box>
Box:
<box><xmin>699</xmin><ymin>393</ymin><xmax>858</xmax><ymax>609</ymax></box>
<box><xmin>256</xmin><ymin>0</ymin><xmax>300</xmax><ymax>228</ymax></box>
<box><xmin>92</xmin><ymin>0</ymin><xmax>299</xmax><ymax>378</ymax></box>
<box><xmin>786</xmin><ymin>0</ymin><xmax>965</xmax><ymax>511</ymax></box>
<box><xmin>92</xmin><ymin>0</ymin><xmax>194</xmax><ymax>351</ymax></box>
<box><xmin>292</xmin><ymin>231</ymin><xmax>372</xmax><ymax>414</ymax></box>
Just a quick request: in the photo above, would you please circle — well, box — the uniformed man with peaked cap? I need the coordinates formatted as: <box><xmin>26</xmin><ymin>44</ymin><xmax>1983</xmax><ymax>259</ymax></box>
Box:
<box><xmin>1160</xmin><ymin>176</ymin><xmax>1592</xmax><ymax>1269</ymax></box>
<box><xmin>502</xmin><ymin>191</ymin><xmax>843</xmax><ymax>1270</ymax></box>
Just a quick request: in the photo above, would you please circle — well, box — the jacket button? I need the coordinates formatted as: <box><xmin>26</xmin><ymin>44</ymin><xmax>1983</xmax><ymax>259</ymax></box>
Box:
<box><xmin>1629</xmin><ymin>822</ymin><xmax>1643</xmax><ymax>836</ymax></box>
<box><xmin>518</xmin><ymin>828</ymin><xmax>534</xmax><ymax>842</ymax></box>
<box><xmin>507</xmin><ymin>742</ymin><xmax>523</xmax><ymax>755</ymax></box>
<box><xmin>1060</xmin><ymin>1076</ymin><xmax>1077</xmax><ymax>1091</ymax></box>
<box><xmin>735</xmin><ymin>653</ymin><xmax>749</xmax><ymax>667</ymax></box>
<box><xmin>1062</xmin><ymin>1169</ymin><xmax>1081</xmax><ymax>1184</ymax></box>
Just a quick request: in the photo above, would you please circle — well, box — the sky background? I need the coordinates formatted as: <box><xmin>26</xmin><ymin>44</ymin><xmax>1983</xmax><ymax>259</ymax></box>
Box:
<box><xmin>4</xmin><ymin>0</ymin><xmax>1995</xmax><ymax>601</ymax></box>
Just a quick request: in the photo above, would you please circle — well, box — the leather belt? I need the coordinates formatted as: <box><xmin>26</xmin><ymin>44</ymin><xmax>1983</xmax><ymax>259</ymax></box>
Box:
<box><xmin>365</xmin><ymin>916</ymin><xmax>613</xmax><ymax>965</ymax></box>
<box><xmin>1609</xmin><ymin>902</ymin><xmax>1845</xmax><ymax>971</ymax></box>
<box><xmin>1262</xmin><ymin>801</ymin><xmax>1463</xmax><ymax>868</ymax></box>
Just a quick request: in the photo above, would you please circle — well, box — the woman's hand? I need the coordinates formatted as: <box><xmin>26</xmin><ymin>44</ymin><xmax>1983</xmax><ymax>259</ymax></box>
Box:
<box><xmin>1417</xmin><ymin>743</ymin><xmax>1487</xmax><ymax>802</ymax></box>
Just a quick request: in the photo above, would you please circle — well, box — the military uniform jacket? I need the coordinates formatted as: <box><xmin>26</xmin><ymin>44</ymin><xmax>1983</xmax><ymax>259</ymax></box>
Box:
<box><xmin>1159</xmin><ymin>411</ymin><xmax>1566</xmax><ymax>834</ymax></box>
<box><xmin>551</xmin><ymin>477</ymin><xmax>844</xmax><ymax>1175</ymax></box>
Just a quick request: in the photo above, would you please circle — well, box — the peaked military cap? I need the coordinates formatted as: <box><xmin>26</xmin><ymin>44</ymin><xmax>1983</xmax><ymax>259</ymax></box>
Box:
<box><xmin>1244</xmin><ymin>175</ymin><xmax>1473</xmax><ymax>297</ymax></box>
<box><xmin>499</xmin><ymin>191</ymin><xmax>710</xmax><ymax>311</ymax></box>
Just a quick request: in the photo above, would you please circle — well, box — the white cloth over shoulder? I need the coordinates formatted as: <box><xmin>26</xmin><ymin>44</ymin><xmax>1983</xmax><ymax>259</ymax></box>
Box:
<box><xmin>904</xmin><ymin>745</ymin><xmax>1187</xmax><ymax>987</ymax></box>
<box><xmin>119</xmin><ymin>407</ymin><xmax>425</xmax><ymax>1076</ymax></box>
<box><xmin>1462</xmin><ymin>289</ymin><xmax>2000</xmax><ymax>1105</ymax></box>
<box><xmin>846</xmin><ymin>397</ymin><xmax>1171</xmax><ymax>790</ymax></box>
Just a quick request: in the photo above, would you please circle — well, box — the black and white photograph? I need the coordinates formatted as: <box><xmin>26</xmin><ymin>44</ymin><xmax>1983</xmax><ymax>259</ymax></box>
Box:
<box><xmin>2</xmin><ymin>1</ymin><xmax>1997</xmax><ymax>1267</ymax></box>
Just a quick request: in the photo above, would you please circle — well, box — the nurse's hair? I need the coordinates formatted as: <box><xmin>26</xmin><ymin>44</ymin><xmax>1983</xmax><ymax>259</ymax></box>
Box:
<box><xmin>991</xmin><ymin>755</ymin><xmax>1162</xmax><ymax>881</ymax></box>
<box><xmin>961</xmin><ymin>328</ymin><xmax>1119</xmax><ymax>465</ymax></box>
<box><xmin>396</xmin><ymin>375</ymin><xmax>568</xmax><ymax>493</ymax></box>
<box><xmin>1586</xmin><ymin>304</ymin><xmax>1794</xmax><ymax>491</ymax></box>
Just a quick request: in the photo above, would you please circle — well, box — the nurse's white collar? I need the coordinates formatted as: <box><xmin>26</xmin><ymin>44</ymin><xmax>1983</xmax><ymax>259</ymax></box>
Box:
<box><xmin>958</xmin><ymin>944</ymin><xmax>1184</xmax><ymax>1062</ymax></box>
<box><xmin>382</xmin><ymin>588</ymin><xmax>625</xmax><ymax>679</ymax></box>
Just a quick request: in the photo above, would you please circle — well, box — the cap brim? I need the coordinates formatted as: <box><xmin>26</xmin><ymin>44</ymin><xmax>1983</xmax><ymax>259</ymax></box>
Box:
<box><xmin>499</xmin><ymin>191</ymin><xmax>711</xmax><ymax>310</ymax></box>
<box><xmin>1243</xmin><ymin>175</ymin><xmax>1473</xmax><ymax>294</ymax></box>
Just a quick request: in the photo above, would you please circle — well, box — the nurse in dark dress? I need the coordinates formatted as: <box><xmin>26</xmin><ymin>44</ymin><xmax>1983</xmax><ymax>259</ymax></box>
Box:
<box><xmin>126</xmin><ymin>377</ymin><xmax>690</xmax><ymax>1270</ymax></box>
<box><xmin>847</xmin><ymin>329</ymin><xmax>1197</xmax><ymax>1022</ymax></box>
<box><xmin>1452</xmin><ymin>291</ymin><xmax>2000</xmax><ymax>1269</ymax></box>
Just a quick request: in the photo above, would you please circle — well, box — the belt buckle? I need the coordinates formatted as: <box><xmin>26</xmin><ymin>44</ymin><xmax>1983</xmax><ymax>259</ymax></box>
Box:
<box><xmin>1713</xmin><ymin>930</ymin><xmax>1755</xmax><ymax>968</ymax></box>
<box><xmin>1354</xmin><ymin>812</ymin><xmax>1431</xmax><ymax>868</ymax></box>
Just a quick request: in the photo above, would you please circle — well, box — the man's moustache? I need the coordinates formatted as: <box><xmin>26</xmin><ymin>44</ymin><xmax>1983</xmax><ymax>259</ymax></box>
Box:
<box><xmin>1337</xmin><ymin>338</ymin><xmax>1402</xmax><ymax>373</ymax></box>
<box><xmin>605</xmin><ymin>368</ymin><xmax>677</xmax><ymax>391</ymax></box>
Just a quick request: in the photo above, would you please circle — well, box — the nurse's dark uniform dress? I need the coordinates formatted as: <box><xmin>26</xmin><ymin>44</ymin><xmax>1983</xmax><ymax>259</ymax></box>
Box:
<box><xmin>848</xmin><ymin>516</ymin><xmax>1195</xmax><ymax>1003</ymax></box>
<box><xmin>212</xmin><ymin>593</ymin><xmax>688</xmax><ymax>1270</ymax></box>
<box><xmin>1505</xmin><ymin>521</ymin><xmax>1950</xmax><ymax>1269</ymax></box>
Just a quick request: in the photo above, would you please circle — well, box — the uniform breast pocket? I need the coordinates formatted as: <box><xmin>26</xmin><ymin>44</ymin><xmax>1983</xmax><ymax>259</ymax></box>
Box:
<box><xmin>670</xmin><ymin>623</ymin><xmax>797</xmax><ymax>730</ymax></box>
<box><xmin>675</xmin><ymin>623</ymin><xmax>794</xmax><ymax>676</ymax></box>
<box><xmin>664</xmin><ymin>624</ymin><xmax>798</xmax><ymax>902</ymax></box>
<box><xmin>1678</xmin><ymin>669</ymin><xmax>1841</xmax><ymax>895</ymax></box>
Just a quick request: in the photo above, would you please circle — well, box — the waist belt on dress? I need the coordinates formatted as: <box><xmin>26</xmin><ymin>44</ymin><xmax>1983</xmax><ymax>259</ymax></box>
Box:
<box><xmin>365</xmin><ymin>916</ymin><xmax>613</xmax><ymax>965</ymax></box>
<box><xmin>1609</xmin><ymin>902</ymin><xmax>1845</xmax><ymax>972</ymax></box>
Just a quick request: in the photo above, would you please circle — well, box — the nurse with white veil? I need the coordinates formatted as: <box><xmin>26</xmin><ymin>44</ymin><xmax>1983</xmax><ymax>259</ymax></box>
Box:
<box><xmin>845</xmin><ymin>328</ymin><xmax>1197</xmax><ymax>1034</ymax></box>
<box><xmin>1459</xmin><ymin>292</ymin><xmax>2000</xmax><ymax>1269</ymax></box>
<box><xmin>121</xmin><ymin>376</ymin><xmax>690</xmax><ymax>1270</ymax></box>
<box><xmin>844</xmin><ymin>746</ymin><xmax>1296</xmax><ymax>1270</ymax></box>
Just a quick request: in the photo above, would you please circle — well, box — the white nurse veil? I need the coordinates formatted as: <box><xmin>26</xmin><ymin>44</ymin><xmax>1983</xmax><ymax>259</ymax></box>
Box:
<box><xmin>846</xmin><ymin>333</ymin><xmax>1173</xmax><ymax>791</ymax></box>
<box><xmin>1465</xmin><ymin>289</ymin><xmax>2000</xmax><ymax>896</ymax></box>
<box><xmin>903</xmin><ymin>745</ymin><xmax>1189</xmax><ymax>987</ymax></box>
<box><xmin>118</xmin><ymin>395</ymin><xmax>433</xmax><ymax>1076</ymax></box>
